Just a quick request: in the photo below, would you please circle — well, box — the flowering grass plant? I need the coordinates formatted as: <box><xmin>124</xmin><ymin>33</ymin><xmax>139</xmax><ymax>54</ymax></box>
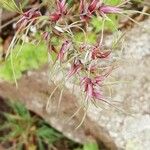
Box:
<box><xmin>0</xmin><ymin>0</ymin><xmax>149</xmax><ymax>120</ymax></box>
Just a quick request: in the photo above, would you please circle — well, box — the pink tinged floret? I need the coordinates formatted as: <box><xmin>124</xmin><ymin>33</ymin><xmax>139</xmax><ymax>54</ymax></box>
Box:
<box><xmin>68</xmin><ymin>60</ymin><xmax>83</xmax><ymax>78</ymax></box>
<box><xmin>87</xmin><ymin>82</ymin><xmax>94</xmax><ymax>98</ymax></box>
<box><xmin>81</xmin><ymin>76</ymin><xmax>104</xmax><ymax>100</ymax></box>
<box><xmin>43</xmin><ymin>31</ymin><xmax>50</xmax><ymax>41</ymax></box>
<box><xmin>91</xmin><ymin>46</ymin><xmax>111</xmax><ymax>59</ymax></box>
<box><xmin>88</xmin><ymin>0</ymin><xmax>101</xmax><ymax>13</ymax></box>
<box><xmin>57</xmin><ymin>0</ymin><xmax>68</xmax><ymax>14</ymax></box>
<box><xmin>99</xmin><ymin>5</ymin><xmax>122</xmax><ymax>15</ymax></box>
<box><xmin>79</xmin><ymin>0</ymin><xmax>85</xmax><ymax>14</ymax></box>
<box><xmin>88</xmin><ymin>65</ymin><xmax>97</xmax><ymax>73</ymax></box>
<box><xmin>50</xmin><ymin>0</ymin><xmax>68</xmax><ymax>22</ymax></box>
<box><xmin>92</xmin><ymin>90</ymin><xmax>103</xmax><ymax>99</ymax></box>
<box><xmin>79</xmin><ymin>0</ymin><xmax>89</xmax><ymax>21</ymax></box>
<box><xmin>17</xmin><ymin>9</ymin><xmax>41</xmax><ymax>27</ymax></box>
<box><xmin>50</xmin><ymin>12</ymin><xmax>61</xmax><ymax>22</ymax></box>
<box><xmin>23</xmin><ymin>9</ymin><xmax>41</xmax><ymax>19</ymax></box>
<box><xmin>52</xmin><ymin>45</ymin><xmax>57</xmax><ymax>53</ymax></box>
<box><xmin>79</xmin><ymin>0</ymin><xmax>100</xmax><ymax>21</ymax></box>
<box><xmin>81</xmin><ymin>77</ymin><xmax>93</xmax><ymax>97</ymax></box>
<box><xmin>57</xmin><ymin>40</ymin><xmax>71</xmax><ymax>61</ymax></box>
<box><xmin>93</xmin><ymin>76</ymin><xmax>104</xmax><ymax>85</ymax></box>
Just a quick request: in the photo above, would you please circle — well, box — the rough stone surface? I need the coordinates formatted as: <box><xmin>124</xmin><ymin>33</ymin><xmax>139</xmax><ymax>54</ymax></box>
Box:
<box><xmin>0</xmin><ymin>68</ymin><xmax>118</xmax><ymax>150</ymax></box>
<box><xmin>87</xmin><ymin>19</ymin><xmax>150</xmax><ymax>150</ymax></box>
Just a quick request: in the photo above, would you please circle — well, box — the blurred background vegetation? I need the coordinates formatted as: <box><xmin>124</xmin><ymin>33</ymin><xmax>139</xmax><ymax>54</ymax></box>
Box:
<box><xmin>0</xmin><ymin>99</ymin><xmax>100</xmax><ymax>150</ymax></box>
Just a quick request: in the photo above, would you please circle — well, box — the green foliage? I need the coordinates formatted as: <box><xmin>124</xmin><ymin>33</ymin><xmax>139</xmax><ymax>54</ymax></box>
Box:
<box><xmin>67</xmin><ymin>0</ymin><xmax>74</xmax><ymax>6</ymax></box>
<box><xmin>0</xmin><ymin>43</ymin><xmax>48</xmax><ymax>82</ymax></box>
<box><xmin>0</xmin><ymin>100</ymin><xmax>63</xmax><ymax>149</ymax></box>
<box><xmin>105</xmin><ymin>0</ymin><xmax>121</xmax><ymax>5</ymax></box>
<box><xmin>83</xmin><ymin>142</ymin><xmax>99</xmax><ymax>150</ymax></box>
<box><xmin>90</xmin><ymin>0</ymin><xmax>121</xmax><ymax>33</ymax></box>
<box><xmin>74</xmin><ymin>32</ymin><xmax>97</xmax><ymax>44</ymax></box>
<box><xmin>0</xmin><ymin>0</ymin><xmax>29</xmax><ymax>12</ymax></box>
<box><xmin>0</xmin><ymin>0</ymin><xmax>23</xmax><ymax>12</ymax></box>
<box><xmin>91</xmin><ymin>15</ymin><xmax>119</xmax><ymax>33</ymax></box>
<box><xmin>37</xmin><ymin>125</ymin><xmax>62</xmax><ymax>144</ymax></box>
<box><xmin>0</xmin><ymin>100</ymin><xmax>100</xmax><ymax>150</ymax></box>
<box><xmin>74</xmin><ymin>141</ymin><xmax>99</xmax><ymax>150</ymax></box>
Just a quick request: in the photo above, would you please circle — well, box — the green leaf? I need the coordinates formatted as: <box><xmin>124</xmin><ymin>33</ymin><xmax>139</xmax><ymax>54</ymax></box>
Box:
<box><xmin>83</xmin><ymin>142</ymin><xmax>99</xmax><ymax>150</ymax></box>
<box><xmin>105</xmin><ymin>0</ymin><xmax>121</xmax><ymax>5</ymax></box>
<box><xmin>0</xmin><ymin>42</ymin><xmax>48</xmax><ymax>82</ymax></box>
<box><xmin>37</xmin><ymin>125</ymin><xmax>62</xmax><ymax>144</ymax></box>
<box><xmin>37</xmin><ymin>138</ymin><xmax>45</xmax><ymax>150</ymax></box>
<box><xmin>74</xmin><ymin>32</ymin><xmax>97</xmax><ymax>44</ymax></box>
<box><xmin>0</xmin><ymin>0</ymin><xmax>22</xmax><ymax>12</ymax></box>
<box><xmin>91</xmin><ymin>15</ymin><xmax>119</xmax><ymax>33</ymax></box>
<box><xmin>9</xmin><ymin>101</ymin><xmax>31</xmax><ymax>119</ymax></box>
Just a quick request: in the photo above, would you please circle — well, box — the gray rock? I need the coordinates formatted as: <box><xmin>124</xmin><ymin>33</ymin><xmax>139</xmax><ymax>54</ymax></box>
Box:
<box><xmin>87</xmin><ymin>18</ymin><xmax>150</xmax><ymax>149</ymax></box>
